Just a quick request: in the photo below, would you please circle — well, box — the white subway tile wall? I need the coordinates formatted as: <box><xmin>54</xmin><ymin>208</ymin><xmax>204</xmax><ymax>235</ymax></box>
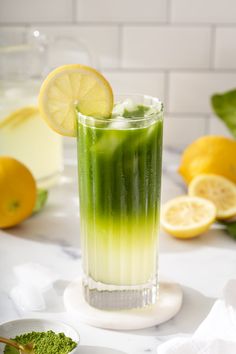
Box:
<box><xmin>0</xmin><ymin>0</ymin><xmax>236</xmax><ymax>149</ymax></box>
<box><xmin>76</xmin><ymin>0</ymin><xmax>168</xmax><ymax>23</ymax></box>
<box><xmin>0</xmin><ymin>0</ymin><xmax>73</xmax><ymax>23</ymax></box>
<box><xmin>215</xmin><ymin>27</ymin><xmax>236</xmax><ymax>69</ymax></box>
<box><xmin>164</xmin><ymin>116</ymin><xmax>207</xmax><ymax>148</ymax></box>
<box><xmin>32</xmin><ymin>26</ymin><xmax>120</xmax><ymax>68</ymax></box>
<box><xmin>171</xmin><ymin>0</ymin><xmax>236</xmax><ymax>24</ymax></box>
<box><xmin>103</xmin><ymin>71</ymin><xmax>165</xmax><ymax>98</ymax></box>
<box><xmin>122</xmin><ymin>26</ymin><xmax>211</xmax><ymax>69</ymax></box>
<box><xmin>168</xmin><ymin>72</ymin><xmax>236</xmax><ymax>114</ymax></box>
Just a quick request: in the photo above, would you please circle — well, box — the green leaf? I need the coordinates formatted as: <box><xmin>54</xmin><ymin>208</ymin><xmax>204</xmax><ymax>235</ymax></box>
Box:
<box><xmin>33</xmin><ymin>189</ymin><xmax>48</xmax><ymax>214</ymax></box>
<box><xmin>211</xmin><ymin>89</ymin><xmax>236</xmax><ymax>139</ymax></box>
<box><xmin>219</xmin><ymin>220</ymin><xmax>236</xmax><ymax>240</ymax></box>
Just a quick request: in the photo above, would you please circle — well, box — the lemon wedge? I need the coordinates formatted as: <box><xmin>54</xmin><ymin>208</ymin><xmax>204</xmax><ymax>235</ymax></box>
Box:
<box><xmin>38</xmin><ymin>64</ymin><xmax>113</xmax><ymax>137</ymax></box>
<box><xmin>189</xmin><ymin>174</ymin><xmax>236</xmax><ymax>219</ymax></box>
<box><xmin>161</xmin><ymin>196</ymin><xmax>216</xmax><ymax>238</ymax></box>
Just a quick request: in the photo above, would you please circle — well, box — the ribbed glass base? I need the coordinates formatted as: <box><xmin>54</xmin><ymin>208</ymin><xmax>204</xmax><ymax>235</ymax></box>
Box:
<box><xmin>83</xmin><ymin>276</ymin><xmax>158</xmax><ymax>310</ymax></box>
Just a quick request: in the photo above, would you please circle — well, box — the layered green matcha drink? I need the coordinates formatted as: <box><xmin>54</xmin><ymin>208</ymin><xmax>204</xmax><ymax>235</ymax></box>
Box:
<box><xmin>37</xmin><ymin>65</ymin><xmax>163</xmax><ymax>309</ymax></box>
<box><xmin>78</xmin><ymin>95</ymin><xmax>163</xmax><ymax>309</ymax></box>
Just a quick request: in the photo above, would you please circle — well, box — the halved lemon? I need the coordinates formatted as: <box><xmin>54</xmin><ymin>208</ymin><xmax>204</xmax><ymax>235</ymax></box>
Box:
<box><xmin>161</xmin><ymin>196</ymin><xmax>216</xmax><ymax>238</ymax></box>
<box><xmin>38</xmin><ymin>64</ymin><xmax>113</xmax><ymax>137</ymax></box>
<box><xmin>189</xmin><ymin>174</ymin><xmax>236</xmax><ymax>219</ymax></box>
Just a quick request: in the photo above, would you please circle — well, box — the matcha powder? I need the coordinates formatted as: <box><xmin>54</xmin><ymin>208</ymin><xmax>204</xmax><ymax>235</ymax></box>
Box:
<box><xmin>4</xmin><ymin>330</ymin><xmax>77</xmax><ymax>354</ymax></box>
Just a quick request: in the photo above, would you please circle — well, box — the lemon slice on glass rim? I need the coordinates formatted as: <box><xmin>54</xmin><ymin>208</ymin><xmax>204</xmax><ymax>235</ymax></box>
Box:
<box><xmin>161</xmin><ymin>196</ymin><xmax>216</xmax><ymax>239</ymax></box>
<box><xmin>189</xmin><ymin>174</ymin><xmax>236</xmax><ymax>220</ymax></box>
<box><xmin>38</xmin><ymin>64</ymin><xmax>114</xmax><ymax>137</ymax></box>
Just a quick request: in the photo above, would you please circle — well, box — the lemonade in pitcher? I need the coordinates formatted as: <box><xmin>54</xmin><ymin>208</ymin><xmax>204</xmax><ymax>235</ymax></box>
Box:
<box><xmin>0</xmin><ymin>29</ymin><xmax>63</xmax><ymax>187</ymax></box>
<box><xmin>0</xmin><ymin>80</ymin><xmax>63</xmax><ymax>187</ymax></box>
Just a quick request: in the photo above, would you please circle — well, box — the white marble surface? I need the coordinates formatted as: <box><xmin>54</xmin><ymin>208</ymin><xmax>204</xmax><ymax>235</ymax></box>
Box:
<box><xmin>0</xmin><ymin>148</ymin><xmax>236</xmax><ymax>354</ymax></box>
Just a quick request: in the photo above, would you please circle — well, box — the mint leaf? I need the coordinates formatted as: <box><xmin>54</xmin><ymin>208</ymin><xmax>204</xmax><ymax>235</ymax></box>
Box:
<box><xmin>219</xmin><ymin>220</ymin><xmax>236</xmax><ymax>240</ymax></box>
<box><xmin>33</xmin><ymin>189</ymin><xmax>48</xmax><ymax>213</ymax></box>
<box><xmin>211</xmin><ymin>89</ymin><xmax>236</xmax><ymax>139</ymax></box>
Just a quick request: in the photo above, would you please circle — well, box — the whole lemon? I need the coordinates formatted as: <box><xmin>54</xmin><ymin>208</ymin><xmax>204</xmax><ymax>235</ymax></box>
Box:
<box><xmin>178</xmin><ymin>136</ymin><xmax>236</xmax><ymax>184</ymax></box>
<box><xmin>0</xmin><ymin>157</ymin><xmax>36</xmax><ymax>228</ymax></box>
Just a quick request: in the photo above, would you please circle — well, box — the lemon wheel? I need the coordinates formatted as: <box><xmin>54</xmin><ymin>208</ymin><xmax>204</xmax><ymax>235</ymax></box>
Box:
<box><xmin>38</xmin><ymin>64</ymin><xmax>114</xmax><ymax>137</ymax></box>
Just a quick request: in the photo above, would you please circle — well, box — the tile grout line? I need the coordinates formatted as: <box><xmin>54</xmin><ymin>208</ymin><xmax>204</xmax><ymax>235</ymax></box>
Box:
<box><xmin>164</xmin><ymin>71</ymin><xmax>170</xmax><ymax>110</ymax></box>
<box><xmin>166</xmin><ymin>0</ymin><xmax>172</xmax><ymax>24</ymax></box>
<box><xmin>72</xmin><ymin>0</ymin><xmax>77</xmax><ymax>24</ymax></box>
<box><xmin>2</xmin><ymin>22</ymin><xmax>236</xmax><ymax>27</ymax></box>
<box><xmin>101</xmin><ymin>67</ymin><xmax>236</xmax><ymax>73</ymax></box>
<box><xmin>22</xmin><ymin>23</ymin><xmax>30</xmax><ymax>42</ymax></box>
<box><xmin>102</xmin><ymin>68</ymin><xmax>166</xmax><ymax>73</ymax></box>
<box><xmin>118</xmin><ymin>24</ymin><xmax>123</xmax><ymax>69</ymax></box>
<box><xmin>165</xmin><ymin>110</ymin><xmax>211</xmax><ymax>119</ymax></box>
<box><xmin>204</xmin><ymin>114</ymin><xmax>211</xmax><ymax>135</ymax></box>
<box><xmin>209</xmin><ymin>25</ymin><xmax>217</xmax><ymax>70</ymax></box>
<box><xmin>164</xmin><ymin>112</ymin><xmax>212</xmax><ymax>117</ymax></box>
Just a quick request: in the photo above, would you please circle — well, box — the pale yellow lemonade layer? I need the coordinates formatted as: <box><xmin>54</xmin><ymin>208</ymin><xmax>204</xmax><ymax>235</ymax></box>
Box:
<box><xmin>80</xmin><ymin>217</ymin><xmax>159</xmax><ymax>285</ymax></box>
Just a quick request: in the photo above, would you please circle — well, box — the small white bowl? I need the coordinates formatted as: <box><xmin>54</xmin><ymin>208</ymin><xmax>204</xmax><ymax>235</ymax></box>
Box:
<box><xmin>0</xmin><ymin>318</ymin><xmax>79</xmax><ymax>353</ymax></box>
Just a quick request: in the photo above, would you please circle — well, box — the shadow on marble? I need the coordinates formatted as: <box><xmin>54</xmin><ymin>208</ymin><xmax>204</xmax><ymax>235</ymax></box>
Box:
<box><xmin>43</xmin><ymin>280</ymin><xmax>71</xmax><ymax>313</ymax></box>
<box><xmin>160</xmin><ymin>227</ymin><xmax>236</xmax><ymax>254</ymax></box>
<box><xmin>54</xmin><ymin>280</ymin><xmax>71</xmax><ymax>296</ymax></box>
<box><xmin>155</xmin><ymin>285</ymin><xmax>215</xmax><ymax>335</ymax></box>
<box><xmin>76</xmin><ymin>347</ymin><xmax>127</xmax><ymax>354</ymax></box>
<box><xmin>197</xmin><ymin>227</ymin><xmax>236</xmax><ymax>250</ymax></box>
<box><xmin>125</xmin><ymin>285</ymin><xmax>214</xmax><ymax>337</ymax></box>
<box><xmin>3</xmin><ymin>211</ymin><xmax>80</xmax><ymax>248</ymax></box>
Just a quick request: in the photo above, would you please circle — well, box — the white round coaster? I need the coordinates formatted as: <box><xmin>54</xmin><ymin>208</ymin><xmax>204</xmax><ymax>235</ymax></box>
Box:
<box><xmin>64</xmin><ymin>280</ymin><xmax>183</xmax><ymax>330</ymax></box>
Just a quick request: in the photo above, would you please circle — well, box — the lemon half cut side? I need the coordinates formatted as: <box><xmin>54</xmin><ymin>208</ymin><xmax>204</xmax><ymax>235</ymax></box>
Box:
<box><xmin>161</xmin><ymin>196</ymin><xmax>216</xmax><ymax>239</ymax></box>
<box><xmin>189</xmin><ymin>174</ymin><xmax>236</xmax><ymax>220</ymax></box>
<box><xmin>38</xmin><ymin>64</ymin><xmax>114</xmax><ymax>137</ymax></box>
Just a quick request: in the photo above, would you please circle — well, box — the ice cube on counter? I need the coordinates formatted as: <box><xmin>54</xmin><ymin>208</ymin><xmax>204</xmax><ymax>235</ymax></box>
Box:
<box><xmin>14</xmin><ymin>263</ymin><xmax>59</xmax><ymax>291</ymax></box>
<box><xmin>10</xmin><ymin>284</ymin><xmax>46</xmax><ymax>312</ymax></box>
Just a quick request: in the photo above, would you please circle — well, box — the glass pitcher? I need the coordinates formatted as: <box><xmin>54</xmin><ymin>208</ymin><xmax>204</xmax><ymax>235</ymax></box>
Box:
<box><xmin>0</xmin><ymin>30</ymin><xmax>63</xmax><ymax>188</ymax></box>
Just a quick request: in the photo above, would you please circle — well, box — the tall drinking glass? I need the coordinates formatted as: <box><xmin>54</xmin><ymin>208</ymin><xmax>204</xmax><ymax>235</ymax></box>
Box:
<box><xmin>77</xmin><ymin>94</ymin><xmax>163</xmax><ymax>309</ymax></box>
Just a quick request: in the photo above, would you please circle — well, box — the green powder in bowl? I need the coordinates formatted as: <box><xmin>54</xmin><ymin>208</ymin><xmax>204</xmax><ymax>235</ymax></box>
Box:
<box><xmin>4</xmin><ymin>330</ymin><xmax>77</xmax><ymax>354</ymax></box>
